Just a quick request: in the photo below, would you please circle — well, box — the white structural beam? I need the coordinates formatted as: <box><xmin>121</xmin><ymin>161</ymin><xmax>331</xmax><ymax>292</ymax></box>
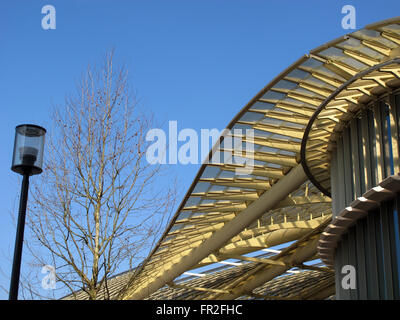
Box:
<box><xmin>123</xmin><ymin>164</ymin><xmax>308</xmax><ymax>299</ymax></box>
<box><xmin>214</xmin><ymin>235</ymin><xmax>320</xmax><ymax>299</ymax></box>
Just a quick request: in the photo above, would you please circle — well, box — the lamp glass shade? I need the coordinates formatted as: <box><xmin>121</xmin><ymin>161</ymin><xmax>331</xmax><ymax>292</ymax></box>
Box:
<box><xmin>11</xmin><ymin>124</ymin><xmax>46</xmax><ymax>175</ymax></box>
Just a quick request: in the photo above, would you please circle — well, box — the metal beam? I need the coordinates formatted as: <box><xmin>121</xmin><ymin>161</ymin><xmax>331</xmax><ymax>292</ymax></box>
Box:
<box><xmin>294</xmin><ymin>263</ymin><xmax>334</xmax><ymax>273</ymax></box>
<box><xmin>213</xmin><ymin>235</ymin><xmax>321</xmax><ymax>300</ymax></box>
<box><xmin>195</xmin><ymin>217</ymin><xmax>329</xmax><ymax>267</ymax></box>
<box><xmin>122</xmin><ymin>164</ymin><xmax>308</xmax><ymax>299</ymax></box>
<box><xmin>217</xmin><ymin>254</ymin><xmax>289</xmax><ymax>267</ymax></box>
<box><xmin>167</xmin><ymin>283</ymin><xmax>231</xmax><ymax>295</ymax></box>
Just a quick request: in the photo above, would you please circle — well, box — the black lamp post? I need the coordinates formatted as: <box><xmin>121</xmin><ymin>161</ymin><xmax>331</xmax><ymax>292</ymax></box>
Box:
<box><xmin>9</xmin><ymin>124</ymin><xmax>46</xmax><ymax>300</ymax></box>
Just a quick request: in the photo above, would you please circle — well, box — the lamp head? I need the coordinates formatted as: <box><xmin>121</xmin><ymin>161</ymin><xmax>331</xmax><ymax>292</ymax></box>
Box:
<box><xmin>11</xmin><ymin>124</ymin><xmax>46</xmax><ymax>176</ymax></box>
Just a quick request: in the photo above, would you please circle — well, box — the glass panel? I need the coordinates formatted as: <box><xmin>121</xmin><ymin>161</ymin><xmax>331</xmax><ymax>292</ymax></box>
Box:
<box><xmin>286</xmin><ymin>68</ymin><xmax>310</xmax><ymax>80</ymax></box>
<box><xmin>250</xmin><ymin>101</ymin><xmax>275</xmax><ymax>110</ymax></box>
<box><xmin>231</xmin><ymin>123</ymin><xmax>254</xmax><ymax>131</ymax></box>
<box><xmin>282</xmin><ymin>97</ymin><xmax>312</xmax><ymax>106</ymax></box>
<box><xmin>337</xmin><ymin>38</ymin><xmax>385</xmax><ymax>59</ymax></box>
<box><xmin>278</xmin><ymin>149</ymin><xmax>296</xmax><ymax>157</ymax></box>
<box><xmin>256</xmin><ymin>145</ymin><xmax>277</xmax><ymax>154</ymax></box>
<box><xmin>192</xmin><ymin>182</ymin><xmax>211</xmax><ymax>193</ymax></box>
<box><xmin>254</xmin><ymin>128</ymin><xmax>273</xmax><ymax>137</ymax></box>
<box><xmin>261</xmin><ymin>90</ymin><xmax>287</xmax><ymax>101</ymax></box>
<box><xmin>290</xmin><ymin>86</ymin><xmax>325</xmax><ymax>98</ymax></box>
<box><xmin>258</xmin><ymin>116</ymin><xmax>282</xmax><ymax>126</ymax></box>
<box><xmin>218</xmin><ymin>170</ymin><xmax>236</xmax><ymax>178</ymax></box>
<box><xmin>252</xmin><ymin>159</ymin><xmax>267</xmax><ymax>166</ymax></box>
<box><xmin>267</xmin><ymin>162</ymin><xmax>281</xmax><ymax>169</ymax></box>
<box><xmin>208</xmin><ymin>185</ymin><xmax>226</xmax><ymax>192</ymax></box>
<box><xmin>302</xmin><ymin>76</ymin><xmax>337</xmax><ymax>90</ymax></box>
<box><xmin>380</xmin><ymin>23</ymin><xmax>400</xmax><ymax>35</ymax></box>
<box><xmin>301</xmin><ymin>57</ymin><xmax>324</xmax><ymax>69</ymax></box>
<box><xmin>169</xmin><ymin>224</ymin><xmax>184</xmax><ymax>232</ymax></box>
<box><xmin>352</xmin><ymin>29</ymin><xmax>398</xmax><ymax>48</ymax></box>
<box><xmin>319</xmin><ymin>47</ymin><xmax>367</xmax><ymax>70</ymax></box>
<box><xmin>200</xmin><ymin>199</ymin><xmax>216</xmax><ymax>205</ymax></box>
<box><xmin>273</xmin><ymin>79</ymin><xmax>299</xmax><ymax>90</ymax></box>
<box><xmin>210</xmin><ymin>150</ymin><xmax>225</xmax><ymax>164</ymax></box>
<box><xmin>239</xmin><ymin>111</ymin><xmax>265</xmax><ymax>122</ymax></box>
<box><xmin>201</xmin><ymin>166</ymin><xmax>220</xmax><ymax>178</ymax></box>
<box><xmin>301</xmin><ymin>59</ymin><xmax>347</xmax><ymax>81</ymax></box>
<box><xmin>273</xmin><ymin>134</ymin><xmax>301</xmax><ymax>142</ymax></box>
<box><xmin>219</xmin><ymin>150</ymin><xmax>233</xmax><ymax>164</ymax></box>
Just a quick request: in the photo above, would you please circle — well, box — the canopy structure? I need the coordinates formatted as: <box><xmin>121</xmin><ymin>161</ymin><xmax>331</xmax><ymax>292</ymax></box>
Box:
<box><xmin>116</xmin><ymin>17</ymin><xmax>400</xmax><ymax>300</ymax></box>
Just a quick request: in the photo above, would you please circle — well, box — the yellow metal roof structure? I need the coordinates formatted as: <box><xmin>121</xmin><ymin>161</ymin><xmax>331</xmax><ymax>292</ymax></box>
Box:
<box><xmin>118</xmin><ymin>17</ymin><xmax>400</xmax><ymax>300</ymax></box>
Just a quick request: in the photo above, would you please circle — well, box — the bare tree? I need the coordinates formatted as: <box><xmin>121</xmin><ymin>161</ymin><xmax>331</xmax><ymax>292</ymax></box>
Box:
<box><xmin>23</xmin><ymin>51</ymin><xmax>175</xmax><ymax>299</ymax></box>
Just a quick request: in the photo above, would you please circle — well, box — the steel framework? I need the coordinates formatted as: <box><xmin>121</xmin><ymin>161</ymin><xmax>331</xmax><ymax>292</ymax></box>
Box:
<box><xmin>59</xmin><ymin>17</ymin><xmax>400</xmax><ymax>301</ymax></box>
<box><xmin>114</xmin><ymin>17</ymin><xmax>400</xmax><ymax>300</ymax></box>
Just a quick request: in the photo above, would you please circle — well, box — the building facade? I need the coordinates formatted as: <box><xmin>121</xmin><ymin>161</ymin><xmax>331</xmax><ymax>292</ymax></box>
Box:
<box><xmin>114</xmin><ymin>17</ymin><xmax>400</xmax><ymax>300</ymax></box>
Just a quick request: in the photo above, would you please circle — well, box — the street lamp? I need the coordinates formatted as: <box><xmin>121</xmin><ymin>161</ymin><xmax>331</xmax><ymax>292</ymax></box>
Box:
<box><xmin>9</xmin><ymin>124</ymin><xmax>46</xmax><ymax>300</ymax></box>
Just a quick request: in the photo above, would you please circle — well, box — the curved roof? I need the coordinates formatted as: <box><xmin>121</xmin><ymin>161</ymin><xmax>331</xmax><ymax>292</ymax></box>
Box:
<box><xmin>118</xmin><ymin>17</ymin><xmax>400</xmax><ymax>300</ymax></box>
<box><xmin>64</xmin><ymin>267</ymin><xmax>334</xmax><ymax>300</ymax></box>
<box><xmin>147</xmin><ymin>269</ymin><xmax>334</xmax><ymax>300</ymax></box>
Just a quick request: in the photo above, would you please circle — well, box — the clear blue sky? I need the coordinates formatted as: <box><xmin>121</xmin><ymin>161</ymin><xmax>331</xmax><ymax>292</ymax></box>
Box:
<box><xmin>0</xmin><ymin>0</ymin><xmax>399</xmax><ymax>299</ymax></box>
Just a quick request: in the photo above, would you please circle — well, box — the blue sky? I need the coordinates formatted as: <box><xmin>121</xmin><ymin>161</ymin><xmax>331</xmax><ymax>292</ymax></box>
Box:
<box><xmin>0</xmin><ymin>0</ymin><xmax>399</xmax><ymax>299</ymax></box>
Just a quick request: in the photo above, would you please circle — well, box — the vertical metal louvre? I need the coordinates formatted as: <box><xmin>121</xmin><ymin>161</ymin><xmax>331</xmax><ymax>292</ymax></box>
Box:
<box><xmin>331</xmin><ymin>93</ymin><xmax>400</xmax><ymax>299</ymax></box>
